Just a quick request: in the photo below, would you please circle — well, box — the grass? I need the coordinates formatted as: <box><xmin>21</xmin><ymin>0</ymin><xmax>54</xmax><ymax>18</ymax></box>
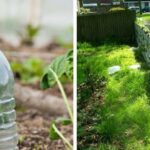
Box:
<box><xmin>77</xmin><ymin>42</ymin><xmax>150</xmax><ymax>150</ymax></box>
<box><xmin>137</xmin><ymin>13</ymin><xmax>150</xmax><ymax>22</ymax></box>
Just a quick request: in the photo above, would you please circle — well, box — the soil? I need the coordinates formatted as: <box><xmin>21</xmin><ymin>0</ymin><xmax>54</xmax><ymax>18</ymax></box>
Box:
<box><xmin>17</xmin><ymin>108</ymin><xmax>73</xmax><ymax>150</ymax></box>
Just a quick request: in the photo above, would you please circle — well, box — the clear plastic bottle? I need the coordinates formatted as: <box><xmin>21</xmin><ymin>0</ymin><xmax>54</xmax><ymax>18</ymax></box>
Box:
<box><xmin>0</xmin><ymin>51</ymin><xmax>18</xmax><ymax>150</ymax></box>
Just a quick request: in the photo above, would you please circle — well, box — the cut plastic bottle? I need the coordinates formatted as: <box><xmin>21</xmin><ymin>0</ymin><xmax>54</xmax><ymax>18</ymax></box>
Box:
<box><xmin>0</xmin><ymin>51</ymin><xmax>18</xmax><ymax>150</ymax></box>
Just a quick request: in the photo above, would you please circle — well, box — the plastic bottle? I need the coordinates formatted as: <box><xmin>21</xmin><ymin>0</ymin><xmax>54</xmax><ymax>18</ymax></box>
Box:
<box><xmin>0</xmin><ymin>51</ymin><xmax>18</xmax><ymax>150</ymax></box>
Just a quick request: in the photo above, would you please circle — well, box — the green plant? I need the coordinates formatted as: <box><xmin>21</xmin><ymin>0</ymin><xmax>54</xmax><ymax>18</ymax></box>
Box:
<box><xmin>41</xmin><ymin>50</ymin><xmax>73</xmax><ymax>149</ymax></box>
<box><xmin>11</xmin><ymin>58</ymin><xmax>45</xmax><ymax>84</ymax></box>
<box><xmin>20</xmin><ymin>24</ymin><xmax>40</xmax><ymax>45</ymax></box>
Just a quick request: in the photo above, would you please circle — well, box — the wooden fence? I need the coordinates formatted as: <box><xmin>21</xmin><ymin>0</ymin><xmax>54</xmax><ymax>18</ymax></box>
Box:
<box><xmin>77</xmin><ymin>10</ymin><xmax>136</xmax><ymax>44</ymax></box>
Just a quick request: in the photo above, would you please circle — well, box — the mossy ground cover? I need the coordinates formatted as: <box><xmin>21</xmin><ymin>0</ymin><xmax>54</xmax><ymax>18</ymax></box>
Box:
<box><xmin>77</xmin><ymin>43</ymin><xmax>150</xmax><ymax>150</ymax></box>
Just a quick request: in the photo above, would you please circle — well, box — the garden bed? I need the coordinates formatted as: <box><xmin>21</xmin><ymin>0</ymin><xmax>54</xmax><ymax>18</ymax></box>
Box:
<box><xmin>17</xmin><ymin>108</ymin><xmax>72</xmax><ymax>150</ymax></box>
<box><xmin>78</xmin><ymin>43</ymin><xmax>150</xmax><ymax>149</ymax></box>
<box><xmin>0</xmin><ymin>39</ymin><xmax>73</xmax><ymax>150</ymax></box>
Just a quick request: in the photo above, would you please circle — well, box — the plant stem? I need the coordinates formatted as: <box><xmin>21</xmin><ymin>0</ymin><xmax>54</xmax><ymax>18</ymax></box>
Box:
<box><xmin>52</xmin><ymin>124</ymin><xmax>73</xmax><ymax>149</ymax></box>
<box><xmin>49</xmin><ymin>68</ymin><xmax>73</xmax><ymax>122</ymax></box>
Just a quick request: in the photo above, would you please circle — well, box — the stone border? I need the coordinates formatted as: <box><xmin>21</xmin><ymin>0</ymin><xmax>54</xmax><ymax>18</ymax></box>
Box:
<box><xmin>135</xmin><ymin>21</ymin><xmax>150</xmax><ymax>65</ymax></box>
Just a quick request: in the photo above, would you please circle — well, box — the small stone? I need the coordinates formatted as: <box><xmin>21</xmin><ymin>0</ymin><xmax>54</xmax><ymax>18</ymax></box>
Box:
<box><xmin>108</xmin><ymin>66</ymin><xmax>121</xmax><ymax>75</ymax></box>
<box><xmin>129</xmin><ymin>64</ymin><xmax>141</xmax><ymax>70</ymax></box>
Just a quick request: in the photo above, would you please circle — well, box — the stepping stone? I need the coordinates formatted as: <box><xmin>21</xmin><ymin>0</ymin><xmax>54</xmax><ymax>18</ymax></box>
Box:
<box><xmin>129</xmin><ymin>64</ymin><xmax>141</xmax><ymax>70</ymax></box>
<box><xmin>108</xmin><ymin>66</ymin><xmax>121</xmax><ymax>75</ymax></box>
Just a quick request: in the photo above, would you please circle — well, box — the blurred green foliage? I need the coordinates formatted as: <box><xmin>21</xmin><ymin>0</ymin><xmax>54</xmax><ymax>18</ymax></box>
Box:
<box><xmin>20</xmin><ymin>24</ymin><xmax>40</xmax><ymax>45</ymax></box>
<box><xmin>11</xmin><ymin>58</ymin><xmax>45</xmax><ymax>84</ymax></box>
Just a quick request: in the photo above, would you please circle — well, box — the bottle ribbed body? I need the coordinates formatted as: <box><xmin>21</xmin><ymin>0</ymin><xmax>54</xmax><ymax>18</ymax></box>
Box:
<box><xmin>0</xmin><ymin>51</ymin><xmax>18</xmax><ymax>149</ymax></box>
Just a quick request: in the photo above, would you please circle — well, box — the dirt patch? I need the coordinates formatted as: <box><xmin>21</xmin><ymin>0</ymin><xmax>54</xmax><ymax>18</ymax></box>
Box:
<box><xmin>1</xmin><ymin>40</ymin><xmax>67</xmax><ymax>64</ymax></box>
<box><xmin>17</xmin><ymin>109</ymin><xmax>73</xmax><ymax>150</ymax></box>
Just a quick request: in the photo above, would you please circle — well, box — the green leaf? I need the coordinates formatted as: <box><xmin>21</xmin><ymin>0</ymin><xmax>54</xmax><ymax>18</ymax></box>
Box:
<box><xmin>65</xmin><ymin>50</ymin><xmax>73</xmax><ymax>78</ymax></box>
<box><xmin>55</xmin><ymin>118</ymin><xmax>72</xmax><ymax>126</ymax></box>
<box><xmin>41</xmin><ymin>73</ymin><xmax>51</xmax><ymax>89</ymax></box>
<box><xmin>41</xmin><ymin>49</ymin><xmax>73</xmax><ymax>89</ymax></box>
<box><xmin>49</xmin><ymin>118</ymin><xmax>72</xmax><ymax>141</ymax></box>
<box><xmin>49</xmin><ymin>122</ymin><xmax>60</xmax><ymax>140</ymax></box>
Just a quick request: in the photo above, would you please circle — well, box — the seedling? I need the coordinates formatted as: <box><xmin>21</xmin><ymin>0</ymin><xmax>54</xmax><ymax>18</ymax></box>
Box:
<box><xmin>19</xmin><ymin>24</ymin><xmax>40</xmax><ymax>45</ymax></box>
<box><xmin>41</xmin><ymin>50</ymin><xmax>73</xmax><ymax>149</ymax></box>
